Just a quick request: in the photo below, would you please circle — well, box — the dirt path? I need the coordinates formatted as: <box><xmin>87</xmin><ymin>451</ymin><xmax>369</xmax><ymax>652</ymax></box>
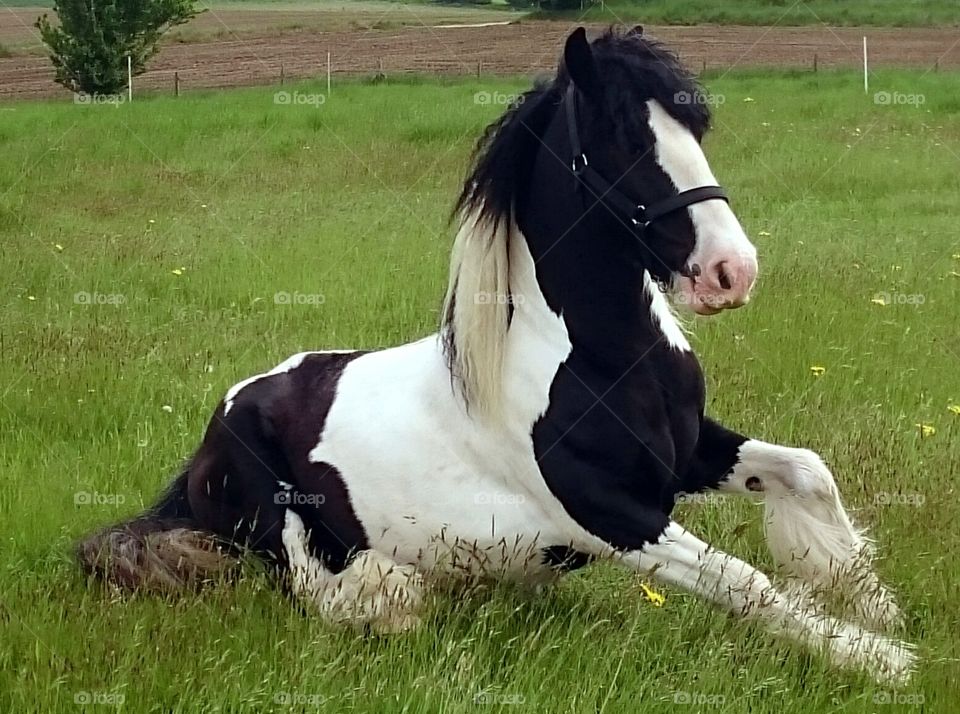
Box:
<box><xmin>2</xmin><ymin>10</ymin><xmax>959</xmax><ymax>101</ymax></box>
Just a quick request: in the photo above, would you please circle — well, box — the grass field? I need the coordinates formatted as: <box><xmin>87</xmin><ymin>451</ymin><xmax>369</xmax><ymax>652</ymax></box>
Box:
<box><xmin>549</xmin><ymin>0</ymin><xmax>960</xmax><ymax>27</ymax></box>
<box><xmin>2</xmin><ymin>69</ymin><xmax>959</xmax><ymax>711</ymax></box>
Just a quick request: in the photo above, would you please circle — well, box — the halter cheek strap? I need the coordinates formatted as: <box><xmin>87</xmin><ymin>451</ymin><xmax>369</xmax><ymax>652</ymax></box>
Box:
<box><xmin>564</xmin><ymin>86</ymin><xmax>728</xmax><ymax>233</ymax></box>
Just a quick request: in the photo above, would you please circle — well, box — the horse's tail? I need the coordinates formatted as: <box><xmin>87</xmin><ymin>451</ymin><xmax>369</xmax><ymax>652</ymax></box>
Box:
<box><xmin>76</xmin><ymin>466</ymin><xmax>238</xmax><ymax>592</ymax></box>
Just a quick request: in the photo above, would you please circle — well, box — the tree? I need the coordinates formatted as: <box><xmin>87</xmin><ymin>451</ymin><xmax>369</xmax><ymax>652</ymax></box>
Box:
<box><xmin>36</xmin><ymin>0</ymin><xmax>200</xmax><ymax>95</ymax></box>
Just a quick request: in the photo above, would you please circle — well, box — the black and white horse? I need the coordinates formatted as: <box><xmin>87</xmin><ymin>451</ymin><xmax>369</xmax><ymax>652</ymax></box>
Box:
<box><xmin>80</xmin><ymin>28</ymin><xmax>913</xmax><ymax>683</ymax></box>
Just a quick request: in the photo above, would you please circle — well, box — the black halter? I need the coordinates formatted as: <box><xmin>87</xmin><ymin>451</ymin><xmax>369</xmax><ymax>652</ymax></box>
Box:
<box><xmin>564</xmin><ymin>86</ymin><xmax>728</xmax><ymax>237</ymax></box>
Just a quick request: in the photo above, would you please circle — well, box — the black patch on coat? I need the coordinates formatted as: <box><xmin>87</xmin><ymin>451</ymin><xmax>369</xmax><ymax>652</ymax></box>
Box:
<box><xmin>187</xmin><ymin>352</ymin><xmax>369</xmax><ymax>573</ymax></box>
<box><xmin>542</xmin><ymin>546</ymin><xmax>593</xmax><ymax>572</ymax></box>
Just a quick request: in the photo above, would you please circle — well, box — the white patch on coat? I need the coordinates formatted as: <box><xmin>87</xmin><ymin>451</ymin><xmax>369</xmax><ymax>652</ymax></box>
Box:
<box><xmin>646</xmin><ymin>100</ymin><xmax>753</xmax><ymax>258</ymax></box>
<box><xmin>646</xmin><ymin>100</ymin><xmax>757</xmax><ymax>303</ymax></box>
<box><xmin>306</xmin><ymin>227</ymin><xmax>609</xmax><ymax>582</ymax></box>
<box><xmin>643</xmin><ymin>270</ymin><xmax>690</xmax><ymax>351</ymax></box>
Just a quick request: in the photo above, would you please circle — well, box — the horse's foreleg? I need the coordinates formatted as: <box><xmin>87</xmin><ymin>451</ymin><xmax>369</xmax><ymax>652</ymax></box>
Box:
<box><xmin>723</xmin><ymin>440</ymin><xmax>901</xmax><ymax>631</ymax></box>
<box><xmin>281</xmin><ymin>511</ymin><xmax>424</xmax><ymax>634</ymax></box>
<box><xmin>619</xmin><ymin>522</ymin><xmax>915</xmax><ymax>685</ymax></box>
<box><xmin>688</xmin><ymin>418</ymin><xmax>901</xmax><ymax>631</ymax></box>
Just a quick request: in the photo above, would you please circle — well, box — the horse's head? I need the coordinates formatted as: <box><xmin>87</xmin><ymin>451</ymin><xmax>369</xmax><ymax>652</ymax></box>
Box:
<box><xmin>445</xmin><ymin>27</ymin><xmax>760</xmax><ymax>413</ymax></box>
<box><xmin>555</xmin><ymin>27</ymin><xmax>758</xmax><ymax>315</ymax></box>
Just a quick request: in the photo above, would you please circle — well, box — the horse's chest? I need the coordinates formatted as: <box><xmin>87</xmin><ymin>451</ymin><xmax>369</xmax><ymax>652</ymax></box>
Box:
<box><xmin>527</xmin><ymin>346</ymin><xmax>705</xmax><ymax>548</ymax></box>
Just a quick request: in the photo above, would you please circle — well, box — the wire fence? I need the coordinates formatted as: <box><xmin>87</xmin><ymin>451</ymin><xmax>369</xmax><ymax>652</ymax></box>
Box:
<box><xmin>1</xmin><ymin>22</ymin><xmax>957</xmax><ymax>102</ymax></box>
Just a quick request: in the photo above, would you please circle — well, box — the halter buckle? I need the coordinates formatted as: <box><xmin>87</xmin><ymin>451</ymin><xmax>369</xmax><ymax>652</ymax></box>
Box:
<box><xmin>630</xmin><ymin>205</ymin><xmax>648</xmax><ymax>227</ymax></box>
<box><xmin>571</xmin><ymin>153</ymin><xmax>588</xmax><ymax>174</ymax></box>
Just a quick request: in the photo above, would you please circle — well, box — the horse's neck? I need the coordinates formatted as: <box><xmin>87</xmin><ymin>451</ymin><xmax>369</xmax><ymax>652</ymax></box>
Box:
<box><xmin>498</xmin><ymin>228</ymin><xmax>702</xmax><ymax>485</ymax></box>
<box><xmin>501</xmin><ymin>228</ymin><xmax>690</xmax><ymax>420</ymax></box>
<box><xmin>512</xmin><ymin>224</ymin><xmax>686</xmax><ymax>362</ymax></box>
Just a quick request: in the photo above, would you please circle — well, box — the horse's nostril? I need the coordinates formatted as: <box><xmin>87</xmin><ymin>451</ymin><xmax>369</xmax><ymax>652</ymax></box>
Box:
<box><xmin>717</xmin><ymin>264</ymin><xmax>732</xmax><ymax>291</ymax></box>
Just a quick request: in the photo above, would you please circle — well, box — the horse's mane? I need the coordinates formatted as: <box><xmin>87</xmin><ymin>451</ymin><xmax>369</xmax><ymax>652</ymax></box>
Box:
<box><xmin>441</xmin><ymin>28</ymin><xmax>711</xmax><ymax>417</ymax></box>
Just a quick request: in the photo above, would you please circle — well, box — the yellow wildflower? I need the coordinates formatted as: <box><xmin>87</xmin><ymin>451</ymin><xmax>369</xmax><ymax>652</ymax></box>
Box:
<box><xmin>915</xmin><ymin>423</ymin><xmax>936</xmax><ymax>438</ymax></box>
<box><xmin>947</xmin><ymin>405</ymin><xmax>960</xmax><ymax>416</ymax></box>
<box><xmin>810</xmin><ymin>365</ymin><xmax>826</xmax><ymax>377</ymax></box>
<box><xmin>640</xmin><ymin>582</ymin><xmax>665</xmax><ymax>607</ymax></box>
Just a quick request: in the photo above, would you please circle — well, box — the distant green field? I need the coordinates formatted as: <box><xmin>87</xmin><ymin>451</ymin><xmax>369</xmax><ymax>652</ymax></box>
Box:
<box><xmin>0</xmin><ymin>0</ymin><xmax>493</xmax><ymax>7</ymax></box>
<box><xmin>542</xmin><ymin>0</ymin><xmax>960</xmax><ymax>27</ymax></box>
<box><xmin>2</xmin><ymin>70</ymin><xmax>959</xmax><ymax>711</ymax></box>
<box><xmin>6</xmin><ymin>0</ymin><xmax>960</xmax><ymax>25</ymax></box>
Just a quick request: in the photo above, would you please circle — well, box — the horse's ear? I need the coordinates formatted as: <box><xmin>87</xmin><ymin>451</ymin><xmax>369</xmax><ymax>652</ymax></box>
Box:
<box><xmin>563</xmin><ymin>28</ymin><xmax>602</xmax><ymax>102</ymax></box>
<box><xmin>628</xmin><ymin>24</ymin><xmax>644</xmax><ymax>37</ymax></box>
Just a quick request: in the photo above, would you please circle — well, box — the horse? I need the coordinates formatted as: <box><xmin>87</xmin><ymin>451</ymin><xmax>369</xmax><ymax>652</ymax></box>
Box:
<box><xmin>78</xmin><ymin>27</ymin><xmax>914</xmax><ymax>684</ymax></box>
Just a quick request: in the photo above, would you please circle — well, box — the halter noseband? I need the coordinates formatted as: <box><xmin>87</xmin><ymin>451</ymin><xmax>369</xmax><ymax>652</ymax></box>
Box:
<box><xmin>564</xmin><ymin>86</ymin><xmax>729</xmax><ymax>238</ymax></box>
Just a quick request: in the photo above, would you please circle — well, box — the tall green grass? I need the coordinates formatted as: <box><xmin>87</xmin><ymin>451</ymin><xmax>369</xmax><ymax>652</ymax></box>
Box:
<box><xmin>1</xmin><ymin>71</ymin><xmax>958</xmax><ymax>712</ymax></box>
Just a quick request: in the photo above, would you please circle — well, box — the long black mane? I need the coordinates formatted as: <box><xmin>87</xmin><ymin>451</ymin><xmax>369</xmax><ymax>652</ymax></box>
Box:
<box><xmin>453</xmin><ymin>28</ymin><xmax>712</xmax><ymax>232</ymax></box>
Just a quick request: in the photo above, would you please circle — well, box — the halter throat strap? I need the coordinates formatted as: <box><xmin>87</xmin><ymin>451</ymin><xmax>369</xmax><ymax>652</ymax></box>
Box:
<box><xmin>564</xmin><ymin>86</ymin><xmax>728</xmax><ymax>230</ymax></box>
